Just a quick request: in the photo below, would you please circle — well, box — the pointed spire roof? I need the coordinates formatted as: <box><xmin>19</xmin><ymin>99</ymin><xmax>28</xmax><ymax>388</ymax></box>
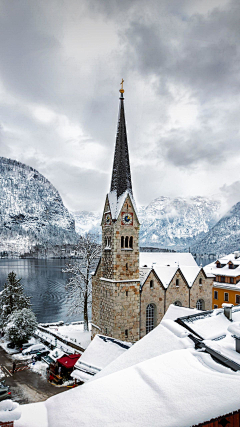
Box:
<box><xmin>110</xmin><ymin>82</ymin><xmax>133</xmax><ymax>200</ymax></box>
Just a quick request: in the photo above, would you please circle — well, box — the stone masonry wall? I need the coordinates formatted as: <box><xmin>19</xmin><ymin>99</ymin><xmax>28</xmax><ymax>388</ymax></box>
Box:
<box><xmin>165</xmin><ymin>270</ymin><xmax>189</xmax><ymax>311</ymax></box>
<box><xmin>140</xmin><ymin>271</ymin><xmax>165</xmax><ymax>338</ymax></box>
<box><xmin>190</xmin><ymin>272</ymin><xmax>213</xmax><ymax>311</ymax></box>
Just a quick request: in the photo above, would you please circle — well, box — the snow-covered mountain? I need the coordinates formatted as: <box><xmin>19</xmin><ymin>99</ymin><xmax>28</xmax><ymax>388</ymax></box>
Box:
<box><xmin>192</xmin><ymin>201</ymin><xmax>240</xmax><ymax>255</ymax></box>
<box><xmin>72</xmin><ymin>196</ymin><xmax>222</xmax><ymax>250</ymax></box>
<box><xmin>0</xmin><ymin>157</ymin><xmax>78</xmax><ymax>254</ymax></box>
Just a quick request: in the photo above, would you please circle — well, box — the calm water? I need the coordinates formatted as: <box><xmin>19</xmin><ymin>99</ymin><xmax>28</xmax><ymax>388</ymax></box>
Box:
<box><xmin>0</xmin><ymin>258</ymin><xmax>84</xmax><ymax>324</ymax></box>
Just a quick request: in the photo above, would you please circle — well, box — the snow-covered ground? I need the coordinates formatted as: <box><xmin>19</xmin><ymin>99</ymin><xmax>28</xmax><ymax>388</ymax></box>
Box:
<box><xmin>36</xmin><ymin>322</ymin><xmax>91</xmax><ymax>352</ymax></box>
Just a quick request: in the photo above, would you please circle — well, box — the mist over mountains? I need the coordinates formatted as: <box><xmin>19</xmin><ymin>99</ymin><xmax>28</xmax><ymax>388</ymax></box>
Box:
<box><xmin>1</xmin><ymin>156</ymin><xmax>240</xmax><ymax>256</ymax></box>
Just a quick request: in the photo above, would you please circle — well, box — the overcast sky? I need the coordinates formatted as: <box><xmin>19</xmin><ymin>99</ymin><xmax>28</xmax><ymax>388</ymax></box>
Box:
<box><xmin>0</xmin><ymin>0</ymin><xmax>240</xmax><ymax>213</ymax></box>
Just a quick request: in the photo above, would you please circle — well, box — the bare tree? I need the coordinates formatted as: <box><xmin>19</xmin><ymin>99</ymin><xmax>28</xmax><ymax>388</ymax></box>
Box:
<box><xmin>63</xmin><ymin>234</ymin><xmax>101</xmax><ymax>331</ymax></box>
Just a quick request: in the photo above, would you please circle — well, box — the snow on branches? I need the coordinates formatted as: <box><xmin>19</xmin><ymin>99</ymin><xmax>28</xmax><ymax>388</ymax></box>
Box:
<box><xmin>63</xmin><ymin>234</ymin><xmax>101</xmax><ymax>331</ymax></box>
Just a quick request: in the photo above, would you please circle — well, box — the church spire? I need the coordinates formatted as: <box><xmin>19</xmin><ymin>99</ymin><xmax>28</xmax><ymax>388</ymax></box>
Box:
<box><xmin>110</xmin><ymin>80</ymin><xmax>133</xmax><ymax>199</ymax></box>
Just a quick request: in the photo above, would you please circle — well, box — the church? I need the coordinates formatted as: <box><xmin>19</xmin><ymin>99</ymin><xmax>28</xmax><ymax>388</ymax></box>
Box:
<box><xmin>91</xmin><ymin>83</ymin><xmax>214</xmax><ymax>342</ymax></box>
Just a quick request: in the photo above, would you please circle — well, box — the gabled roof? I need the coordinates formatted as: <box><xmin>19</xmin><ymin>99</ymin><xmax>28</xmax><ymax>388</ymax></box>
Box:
<box><xmin>139</xmin><ymin>252</ymin><xmax>198</xmax><ymax>268</ymax></box>
<box><xmin>107</xmin><ymin>189</ymin><xmax>138</xmax><ymax>221</ymax></box>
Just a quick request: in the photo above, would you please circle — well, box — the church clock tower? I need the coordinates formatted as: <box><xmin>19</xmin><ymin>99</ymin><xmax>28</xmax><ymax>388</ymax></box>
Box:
<box><xmin>92</xmin><ymin>81</ymin><xmax>140</xmax><ymax>342</ymax></box>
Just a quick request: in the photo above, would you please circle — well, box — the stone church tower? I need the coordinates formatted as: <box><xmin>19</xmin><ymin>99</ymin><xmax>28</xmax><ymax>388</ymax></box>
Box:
<box><xmin>92</xmin><ymin>83</ymin><xmax>140</xmax><ymax>342</ymax></box>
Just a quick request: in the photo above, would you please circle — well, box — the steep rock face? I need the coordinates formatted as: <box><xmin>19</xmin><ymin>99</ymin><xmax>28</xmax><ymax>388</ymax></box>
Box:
<box><xmin>72</xmin><ymin>196</ymin><xmax>221</xmax><ymax>250</ymax></box>
<box><xmin>139</xmin><ymin>196</ymin><xmax>221</xmax><ymax>250</ymax></box>
<box><xmin>192</xmin><ymin>202</ymin><xmax>240</xmax><ymax>255</ymax></box>
<box><xmin>0</xmin><ymin>157</ymin><xmax>78</xmax><ymax>253</ymax></box>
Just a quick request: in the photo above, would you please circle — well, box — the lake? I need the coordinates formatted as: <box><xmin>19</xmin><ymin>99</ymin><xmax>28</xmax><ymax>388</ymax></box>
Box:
<box><xmin>0</xmin><ymin>258</ymin><xmax>84</xmax><ymax>324</ymax></box>
<box><xmin>0</xmin><ymin>255</ymin><xmax>214</xmax><ymax>324</ymax></box>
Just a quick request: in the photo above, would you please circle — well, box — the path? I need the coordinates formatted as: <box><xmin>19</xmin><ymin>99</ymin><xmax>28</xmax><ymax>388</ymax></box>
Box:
<box><xmin>0</xmin><ymin>347</ymin><xmax>68</xmax><ymax>404</ymax></box>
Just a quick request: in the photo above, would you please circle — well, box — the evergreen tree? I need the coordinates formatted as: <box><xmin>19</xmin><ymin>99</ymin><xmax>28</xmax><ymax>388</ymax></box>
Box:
<box><xmin>4</xmin><ymin>308</ymin><xmax>37</xmax><ymax>346</ymax></box>
<box><xmin>0</xmin><ymin>272</ymin><xmax>31</xmax><ymax>327</ymax></box>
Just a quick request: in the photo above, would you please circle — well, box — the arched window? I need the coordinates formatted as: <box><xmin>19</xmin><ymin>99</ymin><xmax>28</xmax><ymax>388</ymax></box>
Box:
<box><xmin>146</xmin><ymin>304</ymin><xmax>155</xmax><ymax>334</ymax></box>
<box><xmin>125</xmin><ymin>236</ymin><xmax>129</xmax><ymax>248</ymax></box>
<box><xmin>121</xmin><ymin>236</ymin><xmax>124</xmax><ymax>248</ymax></box>
<box><xmin>174</xmin><ymin>301</ymin><xmax>182</xmax><ymax>307</ymax></box>
<box><xmin>196</xmin><ymin>299</ymin><xmax>205</xmax><ymax>310</ymax></box>
<box><xmin>129</xmin><ymin>236</ymin><xmax>133</xmax><ymax>248</ymax></box>
<box><xmin>150</xmin><ymin>280</ymin><xmax>154</xmax><ymax>289</ymax></box>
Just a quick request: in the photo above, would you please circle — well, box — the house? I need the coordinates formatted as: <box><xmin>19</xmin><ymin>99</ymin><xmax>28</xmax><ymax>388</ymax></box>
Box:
<box><xmin>92</xmin><ymin>84</ymin><xmax>214</xmax><ymax>342</ymax></box>
<box><xmin>71</xmin><ymin>334</ymin><xmax>132</xmax><ymax>383</ymax></box>
<box><xmin>15</xmin><ymin>304</ymin><xmax>240</xmax><ymax>427</ymax></box>
<box><xmin>205</xmin><ymin>251</ymin><xmax>240</xmax><ymax>309</ymax></box>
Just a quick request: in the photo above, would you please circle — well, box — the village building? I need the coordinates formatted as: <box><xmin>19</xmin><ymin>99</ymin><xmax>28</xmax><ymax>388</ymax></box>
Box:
<box><xmin>91</xmin><ymin>84</ymin><xmax>214</xmax><ymax>342</ymax></box>
<box><xmin>205</xmin><ymin>251</ymin><xmax>240</xmax><ymax>309</ymax></box>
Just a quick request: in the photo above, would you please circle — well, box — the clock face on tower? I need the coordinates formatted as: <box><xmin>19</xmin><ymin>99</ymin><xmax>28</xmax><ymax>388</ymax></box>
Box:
<box><xmin>121</xmin><ymin>212</ymin><xmax>133</xmax><ymax>225</ymax></box>
<box><xmin>105</xmin><ymin>213</ymin><xmax>111</xmax><ymax>225</ymax></box>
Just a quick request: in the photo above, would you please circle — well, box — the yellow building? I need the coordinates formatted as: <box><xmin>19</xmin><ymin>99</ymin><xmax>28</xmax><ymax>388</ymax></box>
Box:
<box><xmin>205</xmin><ymin>252</ymin><xmax>240</xmax><ymax>308</ymax></box>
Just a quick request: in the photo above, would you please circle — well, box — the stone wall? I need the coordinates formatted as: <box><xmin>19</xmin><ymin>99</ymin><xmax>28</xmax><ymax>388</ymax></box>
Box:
<box><xmin>140</xmin><ymin>271</ymin><xmax>165</xmax><ymax>338</ymax></box>
<box><xmin>165</xmin><ymin>269</ymin><xmax>190</xmax><ymax>310</ymax></box>
<box><xmin>190</xmin><ymin>271</ymin><xmax>213</xmax><ymax>311</ymax></box>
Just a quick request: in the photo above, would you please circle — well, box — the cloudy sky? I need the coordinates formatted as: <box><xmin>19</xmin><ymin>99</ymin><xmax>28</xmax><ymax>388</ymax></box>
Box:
<box><xmin>0</xmin><ymin>0</ymin><xmax>240</xmax><ymax>213</ymax></box>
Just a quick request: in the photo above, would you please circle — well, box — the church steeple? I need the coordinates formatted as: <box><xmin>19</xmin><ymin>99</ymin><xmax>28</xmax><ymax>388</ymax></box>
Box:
<box><xmin>110</xmin><ymin>80</ymin><xmax>133</xmax><ymax>199</ymax></box>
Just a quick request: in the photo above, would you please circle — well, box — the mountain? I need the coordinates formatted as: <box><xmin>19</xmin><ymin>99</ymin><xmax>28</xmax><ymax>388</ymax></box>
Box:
<box><xmin>72</xmin><ymin>196</ymin><xmax>222</xmax><ymax>250</ymax></box>
<box><xmin>0</xmin><ymin>157</ymin><xmax>78</xmax><ymax>255</ymax></box>
<box><xmin>192</xmin><ymin>201</ymin><xmax>240</xmax><ymax>255</ymax></box>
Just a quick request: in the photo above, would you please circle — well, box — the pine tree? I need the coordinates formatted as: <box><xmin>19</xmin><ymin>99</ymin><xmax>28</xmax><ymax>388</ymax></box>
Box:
<box><xmin>4</xmin><ymin>308</ymin><xmax>37</xmax><ymax>346</ymax></box>
<box><xmin>0</xmin><ymin>272</ymin><xmax>31</xmax><ymax>327</ymax></box>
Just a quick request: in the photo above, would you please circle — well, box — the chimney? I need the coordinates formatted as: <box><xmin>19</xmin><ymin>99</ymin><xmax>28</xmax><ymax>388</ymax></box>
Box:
<box><xmin>222</xmin><ymin>303</ymin><xmax>234</xmax><ymax>321</ymax></box>
<box><xmin>228</xmin><ymin>323</ymin><xmax>240</xmax><ymax>354</ymax></box>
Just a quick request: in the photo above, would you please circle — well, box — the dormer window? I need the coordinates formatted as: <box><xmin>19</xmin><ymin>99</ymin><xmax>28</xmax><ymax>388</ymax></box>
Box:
<box><xmin>216</xmin><ymin>262</ymin><xmax>221</xmax><ymax>268</ymax></box>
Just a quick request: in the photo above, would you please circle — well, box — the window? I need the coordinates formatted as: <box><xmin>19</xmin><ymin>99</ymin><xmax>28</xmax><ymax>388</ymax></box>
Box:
<box><xmin>105</xmin><ymin>236</ymin><xmax>111</xmax><ymax>248</ymax></box>
<box><xmin>199</xmin><ymin>278</ymin><xmax>202</xmax><ymax>285</ymax></box>
<box><xmin>214</xmin><ymin>291</ymin><xmax>218</xmax><ymax>300</ymax></box>
<box><xmin>221</xmin><ymin>276</ymin><xmax>225</xmax><ymax>283</ymax></box>
<box><xmin>150</xmin><ymin>280</ymin><xmax>154</xmax><ymax>289</ymax></box>
<box><xmin>224</xmin><ymin>292</ymin><xmax>229</xmax><ymax>302</ymax></box>
<box><xmin>174</xmin><ymin>301</ymin><xmax>182</xmax><ymax>307</ymax></box>
<box><xmin>176</xmin><ymin>279</ymin><xmax>179</xmax><ymax>287</ymax></box>
<box><xmin>125</xmin><ymin>329</ymin><xmax>128</xmax><ymax>338</ymax></box>
<box><xmin>214</xmin><ymin>304</ymin><xmax>218</xmax><ymax>309</ymax></box>
<box><xmin>129</xmin><ymin>236</ymin><xmax>133</xmax><ymax>248</ymax></box>
<box><xmin>230</xmin><ymin>277</ymin><xmax>234</xmax><ymax>284</ymax></box>
<box><xmin>236</xmin><ymin>295</ymin><xmax>240</xmax><ymax>304</ymax></box>
<box><xmin>126</xmin><ymin>290</ymin><xmax>128</xmax><ymax>297</ymax></box>
<box><xmin>121</xmin><ymin>236</ymin><xmax>133</xmax><ymax>250</ymax></box>
<box><xmin>126</xmin><ymin>263</ymin><xmax>128</xmax><ymax>270</ymax></box>
<box><xmin>196</xmin><ymin>299</ymin><xmax>205</xmax><ymax>310</ymax></box>
<box><xmin>216</xmin><ymin>262</ymin><xmax>221</xmax><ymax>268</ymax></box>
<box><xmin>146</xmin><ymin>304</ymin><xmax>155</xmax><ymax>334</ymax></box>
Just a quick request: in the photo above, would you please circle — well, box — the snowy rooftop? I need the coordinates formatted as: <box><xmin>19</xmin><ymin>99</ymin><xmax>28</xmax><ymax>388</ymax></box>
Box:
<box><xmin>139</xmin><ymin>252</ymin><xmax>198</xmax><ymax>268</ymax></box>
<box><xmin>71</xmin><ymin>334</ymin><xmax>131</xmax><ymax>382</ymax></box>
<box><xmin>107</xmin><ymin>190</ymin><xmax>138</xmax><ymax>221</ymax></box>
<box><xmin>205</xmin><ymin>252</ymin><xmax>240</xmax><ymax>278</ymax></box>
<box><xmin>15</xmin><ymin>305</ymin><xmax>240</xmax><ymax>427</ymax></box>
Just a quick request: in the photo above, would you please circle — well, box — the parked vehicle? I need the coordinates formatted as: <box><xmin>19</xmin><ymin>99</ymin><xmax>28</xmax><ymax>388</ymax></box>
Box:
<box><xmin>22</xmin><ymin>343</ymin><xmax>46</xmax><ymax>356</ymax></box>
<box><xmin>21</xmin><ymin>343</ymin><xmax>33</xmax><ymax>352</ymax></box>
<box><xmin>34</xmin><ymin>350</ymin><xmax>50</xmax><ymax>361</ymax></box>
<box><xmin>6</xmin><ymin>342</ymin><xmax>15</xmax><ymax>349</ymax></box>
<box><xmin>0</xmin><ymin>382</ymin><xmax>11</xmax><ymax>401</ymax></box>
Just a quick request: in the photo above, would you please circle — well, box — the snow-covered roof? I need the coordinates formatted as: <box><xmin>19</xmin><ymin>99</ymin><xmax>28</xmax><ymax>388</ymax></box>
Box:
<box><xmin>162</xmin><ymin>304</ymin><xmax>202</xmax><ymax>321</ymax></box>
<box><xmin>139</xmin><ymin>252</ymin><xmax>198</xmax><ymax>268</ymax></box>
<box><xmin>140</xmin><ymin>264</ymin><xmax>206</xmax><ymax>288</ymax></box>
<box><xmin>73</xmin><ymin>334</ymin><xmax>131</xmax><ymax>378</ymax></box>
<box><xmin>205</xmin><ymin>252</ymin><xmax>240</xmax><ymax>278</ymax></box>
<box><xmin>15</xmin><ymin>305</ymin><xmax>240</xmax><ymax>427</ymax></box>
<box><xmin>152</xmin><ymin>266</ymin><xmax>178</xmax><ymax>288</ymax></box>
<box><xmin>107</xmin><ymin>190</ymin><xmax>138</xmax><ymax>221</ymax></box>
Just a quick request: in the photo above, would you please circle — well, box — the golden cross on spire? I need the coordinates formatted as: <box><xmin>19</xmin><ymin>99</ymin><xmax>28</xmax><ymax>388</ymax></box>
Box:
<box><xmin>119</xmin><ymin>78</ymin><xmax>124</xmax><ymax>94</ymax></box>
